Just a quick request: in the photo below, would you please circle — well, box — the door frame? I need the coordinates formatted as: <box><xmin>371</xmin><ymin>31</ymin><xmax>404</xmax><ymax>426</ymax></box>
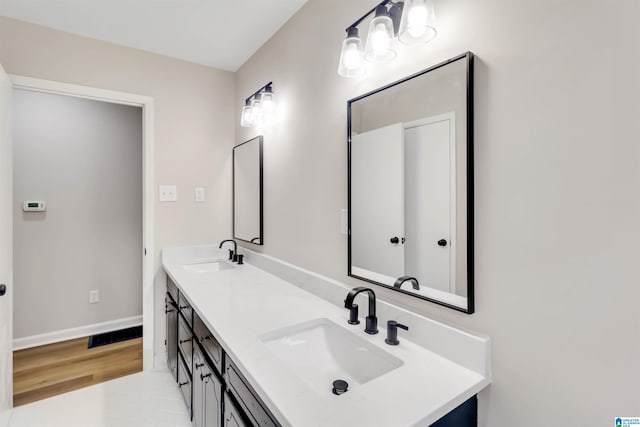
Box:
<box><xmin>9</xmin><ymin>75</ymin><xmax>156</xmax><ymax>370</ymax></box>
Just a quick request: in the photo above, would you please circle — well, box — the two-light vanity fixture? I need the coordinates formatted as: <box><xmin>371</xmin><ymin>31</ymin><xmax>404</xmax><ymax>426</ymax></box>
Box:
<box><xmin>338</xmin><ymin>0</ymin><xmax>437</xmax><ymax>78</ymax></box>
<box><xmin>240</xmin><ymin>82</ymin><xmax>276</xmax><ymax>128</ymax></box>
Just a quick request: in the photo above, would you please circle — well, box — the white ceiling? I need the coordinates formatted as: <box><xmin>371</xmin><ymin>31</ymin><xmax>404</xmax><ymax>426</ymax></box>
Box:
<box><xmin>0</xmin><ymin>0</ymin><xmax>308</xmax><ymax>71</ymax></box>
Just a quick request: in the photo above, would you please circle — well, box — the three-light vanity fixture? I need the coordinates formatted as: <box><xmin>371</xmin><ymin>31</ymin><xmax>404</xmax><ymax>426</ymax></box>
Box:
<box><xmin>338</xmin><ymin>0</ymin><xmax>437</xmax><ymax>78</ymax></box>
<box><xmin>240</xmin><ymin>82</ymin><xmax>276</xmax><ymax>128</ymax></box>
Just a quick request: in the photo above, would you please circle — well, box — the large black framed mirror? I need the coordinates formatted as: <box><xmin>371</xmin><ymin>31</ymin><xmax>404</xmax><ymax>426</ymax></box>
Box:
<box><xmin>233</xmin><ymin>135</ymin><xmax>263</xmax><ymax>245</ymax></box>
<box><xmin>348</xmin><ymin>52</ymin><xmax>474</xmax><ymax>313</ymax></box>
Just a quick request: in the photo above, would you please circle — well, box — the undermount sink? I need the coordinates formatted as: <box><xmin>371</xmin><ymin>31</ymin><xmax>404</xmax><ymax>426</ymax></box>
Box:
<box><xmin>260</xmin><ymin>318</ymin><xmax>403</xmax><ymax>395</ymax></box>
<box><xmin>182</xmin><ymin>260</ymin><xmax>233</xmax><ymax>273</ymax></box>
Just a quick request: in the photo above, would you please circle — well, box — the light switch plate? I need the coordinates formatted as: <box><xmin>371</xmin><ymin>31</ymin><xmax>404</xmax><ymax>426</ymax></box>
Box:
<box><xmin>159</xmin><ymin>185</ymin><xmax>177</xmax><ymax>202</ymax></box>
<box><xmin>340</xmin><ymin>209</ymin><xmax>348</xmax><ymax>235</ymax></box>
<box><xmin>195</xmin><ymin>187</ymin><xmax>205</xmax><ymax>203</ymax></box>
<box><xmin>89</xmin><ymin>290</ymin><xmax>99</xmax><ymax>304</ymax></box>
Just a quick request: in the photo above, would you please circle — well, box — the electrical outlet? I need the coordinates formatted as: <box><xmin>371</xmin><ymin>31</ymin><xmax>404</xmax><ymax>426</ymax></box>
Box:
<box><xmin>89</xmin><ymin>290</ymin><xmax>99</xmax><ymax>304</ymax></box>
<box><xmin>159</xmin><ymin>185</ymin><xmax>177</xmax><ymax>202</ymax></box>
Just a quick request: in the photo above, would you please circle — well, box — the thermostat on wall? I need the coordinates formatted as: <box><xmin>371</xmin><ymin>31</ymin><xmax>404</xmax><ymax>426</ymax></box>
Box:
<box><xmin>23</xmin><ymin>201</ymin><xmax>46</xmax><ymax>212</ymax></box>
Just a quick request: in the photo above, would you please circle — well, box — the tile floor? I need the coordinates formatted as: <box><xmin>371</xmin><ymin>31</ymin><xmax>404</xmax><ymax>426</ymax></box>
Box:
<box><xmin>8</xmin><ymin>369</ymin><xmax>190</xmax><ymax>427</ymax></box>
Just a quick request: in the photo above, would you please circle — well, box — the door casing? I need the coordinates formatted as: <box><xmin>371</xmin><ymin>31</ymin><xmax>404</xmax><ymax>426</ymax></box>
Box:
<box><xmin>9</xmin><ymin>74</ymin><xmax>156</xmax><ymax>371</ymax></box>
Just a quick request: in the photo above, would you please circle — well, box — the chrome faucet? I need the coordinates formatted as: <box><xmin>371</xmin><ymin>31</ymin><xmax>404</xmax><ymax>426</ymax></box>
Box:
<box><xmin>394</xmin><ymin>276</ymin><xmax>420</xmax><ymax>290</ymax></box>
<box><xmin>344</xmin><ymin>287</ymin><xmax>378</xmax><ymax>334</ymax></box>
<box><xmin>219</xmin><ymin>239</ymin><xmax>238</xmax><ymax>262</ymax></box>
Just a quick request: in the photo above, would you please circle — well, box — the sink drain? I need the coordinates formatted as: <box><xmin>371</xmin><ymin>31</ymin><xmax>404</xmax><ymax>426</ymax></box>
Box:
<box><xmin>332</xmin><ymin>379</ymin><xmax>349</xmax><ymax>395</ymax></box>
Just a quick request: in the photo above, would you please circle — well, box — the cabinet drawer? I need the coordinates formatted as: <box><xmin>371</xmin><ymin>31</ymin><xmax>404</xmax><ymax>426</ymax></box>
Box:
<box><xmin>225</xmin><ymin>359</ymin><xmax>279</xmax><ymax>427</ymax></box>
<box><xmin>178</xmin><ymin>315</ymin><xmax>193</xmax><ymax>373</ymax></box>
<box><xmin>194</xmin><ymin>313</ymin><xmax>223</xmax><ymax>375</ymax></box>
<box><xmin>167</xmin><ymin>277</ymin><xmax>179</xmax><ymax>302</ymax></box>
<box><xmin>179</xmin><ymin>293</ymin><xmax>193</xmax><ymax>328</ymax></box>
<box><xmin>178</xmin><ymin>353</ymin><xmax>192</xmax><ymax>419</ymax></box>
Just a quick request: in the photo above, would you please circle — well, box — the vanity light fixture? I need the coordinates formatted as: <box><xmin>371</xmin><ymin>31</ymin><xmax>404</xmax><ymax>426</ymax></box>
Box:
<box><xmin>337</xmin><ymin>0</ymin><xmax>437</xmax><ymax>78</ymax></box>
<box><xmin>240</xmin><ymin>82</ymin><xmax>276</xmax><ymax>128</ymax></box>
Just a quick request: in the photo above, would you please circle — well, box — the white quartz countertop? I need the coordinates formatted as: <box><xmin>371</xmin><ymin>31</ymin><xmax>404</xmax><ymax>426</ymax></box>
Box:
<box><xmin>162</xmin><ymin>246</ymin><xmax>490</xmax><ymax>427</ymax></box>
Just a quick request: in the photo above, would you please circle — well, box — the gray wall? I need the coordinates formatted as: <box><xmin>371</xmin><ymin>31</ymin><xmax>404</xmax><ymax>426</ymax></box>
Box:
<box><xmin>13</xmin><ymin>89</ymin><xmax>142</xmax><ymax>338</ymax></box>
<box><xmin>235</xmin><ymin>0</ymin><xmax>640</xmax><ymax>426</ymax></box>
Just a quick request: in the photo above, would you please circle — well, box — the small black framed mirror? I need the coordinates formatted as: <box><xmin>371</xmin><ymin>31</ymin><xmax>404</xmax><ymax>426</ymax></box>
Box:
<box><xmin>233</xmin><ymin>135</ymin><xmax>263</xmax><ymax>245</ymax></box>
<box><xmin>348</xmin><ymin>52</ymin><xmax>474</xmax><ymax>313</ymax></box>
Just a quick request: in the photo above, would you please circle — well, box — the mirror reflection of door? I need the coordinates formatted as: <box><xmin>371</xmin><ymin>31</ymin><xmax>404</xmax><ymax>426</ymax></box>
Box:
<box><xmin>404</xmin><ymin>113</ymin><xmax>455</xmax><ymax>294</ymax></box>
<box><xmin>351</xmin><ymin>114</ymin><xmax>455</xmax><ymax>293</ymax></box>
<box><xmin>351</xmin><ymin>123</ymin><xmax>404</xmax><ymax>280</ymax></box>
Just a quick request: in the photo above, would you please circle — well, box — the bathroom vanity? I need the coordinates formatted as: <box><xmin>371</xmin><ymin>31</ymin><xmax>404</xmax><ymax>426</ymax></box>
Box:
<box><xmin>162</xmin><ymin>245</ymin><xmax>490</xmax><ymax>427</ymax></box>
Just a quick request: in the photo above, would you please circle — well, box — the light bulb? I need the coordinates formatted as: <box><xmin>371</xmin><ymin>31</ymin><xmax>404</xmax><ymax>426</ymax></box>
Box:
<box><xmin>262</xmin><ymin>91</ymin><xmax>275</xmax><ymax>113</ymax></box>
<box><xmin>262</xmin><ymin>97</ymin><xmax>274</xmax><ymax>113</ymax></box>
<box><xmin>364</xmin><ymin>6</ymin><xmax>397</xmax><ymax>62</ymax></box>
<box><xmin>240</xmin><ymin>101</ymin><xmax>254</xmax><ymax>127</ymax></box>
<box><xmin>398</xmin><ymin>0</ymin><xmax>437</xmax><ymax>45</ymax></box>
<box><xmin>371</xmin><ymin>22</ymin><xmax>391</xmax><ymax>51</ymax></box>
<box><xmin>251</xmin><ymin>94</ymin><xmax>263</xmax><ymax>126</ymax></box>
<box><xmin>261</xmin><ymin>87</ymin><xmax>276</xmax><ymax>126</ymax></box>
<box><xmin>343</xmin><ymin>42</ymin><xmax>363</xmax><ymax>70</ymax></box>
<box><xmin>407</xmin><ymin>4</ymin><xmax>428</xmax><ymax>37</ymax></box>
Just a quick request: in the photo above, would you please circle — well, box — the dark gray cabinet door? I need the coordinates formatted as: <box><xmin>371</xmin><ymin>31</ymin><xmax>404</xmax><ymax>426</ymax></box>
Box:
<box><xmin>203</xmin><ymin>364</ymin><xmax>223</xmax><ymax>427</ymax></box>
<box><xmin>194</xmin><ymin>343</ymin><xmax>224</xmax><ymax>427</ymax></box>
<box><xmin>177</xmin><ymin>354</ymin><xmax>192</xmax><ymax>418</ymax></box>
<box><xmin>165</xmin><ymin>293</ymin><xmax>178</xmax><ymax>381</ymax></box>
<box><xmin>224</xmin><ymin>393</ymin><xmax>248</xmax><ymax>427</ymax></box>
<box><xmin>193</xmin><ymin>346</ymin><xmax>206</xmax><ymax>427</ymax></box>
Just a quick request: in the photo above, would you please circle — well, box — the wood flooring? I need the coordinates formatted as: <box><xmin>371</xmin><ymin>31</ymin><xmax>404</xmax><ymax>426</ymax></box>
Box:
<box><xmin>13</xmin><ymin>336</ymin><xmax>143</xmax><ymax>407</ymax></box>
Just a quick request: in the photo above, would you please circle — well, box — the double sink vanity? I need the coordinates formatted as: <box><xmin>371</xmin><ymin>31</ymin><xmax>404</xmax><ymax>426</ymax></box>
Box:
<box><xmin>162</xmin><ymin>52</ymin><xmax>489</xmax><ymax>427</ymax></box>
<box><xmin>162</xmin><ymin>244</ymin><xmax>490</xmax><ymax>427</ymax></box>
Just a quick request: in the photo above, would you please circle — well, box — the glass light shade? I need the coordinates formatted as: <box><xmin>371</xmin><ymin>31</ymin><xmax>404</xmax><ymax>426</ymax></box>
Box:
<box><xmin>338</xmin><ymin>27</ymin><xmax>366</xmax><ymax>78</ymax></box>
<box><xmin>261</xmin><ymin>88</ymin><xmax>276</xmax><ymax>114</ymax></box>
<box><xmin>251</xmin><ymin>93</ymin><xmax>263</xmax><ymax>125</ymax></box>
<box><xmin>364</xmin><ymin>6</ymin><xmax>397</xmax><ymax>62</ymax></box>
<box><xmin>261</xmin><ymin>87</ymin><xmax>276</xmax><ymax>126</ymax></box>
<box><xmin>240</xmin><ymin>100</ymin><xmax>254</xmax><ymax>127</ymax></box>
<box><xmin>398</xmin><ymin>0</ymin><xmax>437</xmax><ymax>45</ymax></box>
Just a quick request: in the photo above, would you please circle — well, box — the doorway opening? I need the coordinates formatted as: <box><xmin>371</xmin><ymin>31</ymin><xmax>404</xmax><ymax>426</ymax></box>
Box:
<box><xmin>8</xmin><ymin>76</ymin><xmax>155</xmax><ymax>406</ymax></box>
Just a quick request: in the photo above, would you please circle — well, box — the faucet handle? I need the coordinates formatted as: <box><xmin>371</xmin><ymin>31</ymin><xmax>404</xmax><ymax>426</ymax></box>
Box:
<box><xmin>385</xmin><ymin>320</ymin><xmax>408</xmax><ymax>345</ymax></box>
<box><xmin>228</xmin><ymin>249</ymin><xmax>234</xmax><ymax>260</ymax></box>
<box><xmin>237</xmin><ymin>254</ymin><xmax>244</xmax><ymax>265</ymax></box>
<box><xmin>365</xmin><ymin>315</ymin><xmax>378</xmax><ymax>335</ymax></box>
<box><xmin>347</xmin><ymin>303</ymin><xmax>360</xmax><ymax>325</ymax></box>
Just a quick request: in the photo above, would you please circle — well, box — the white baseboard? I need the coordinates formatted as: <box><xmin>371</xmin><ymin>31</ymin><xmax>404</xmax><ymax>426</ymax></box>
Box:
<box><xmin>13</xmin><ymin>315</ymin><xmax>143</xmax><ymax>351</ymax></box>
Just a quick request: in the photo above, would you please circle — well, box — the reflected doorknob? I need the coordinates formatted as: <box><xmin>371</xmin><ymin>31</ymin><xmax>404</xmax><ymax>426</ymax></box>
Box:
<box><xmin>0</xmin><ymin>284</ymin><xmax>5</xmax><ymax>296</ymax></box>
<box><xmin>390</xmin><ymin>237</ymin><xmax>400</xmax><ymax>244</ymax></box>
<box><xmin>437</xmin><ymin>239</ymin><xmax>448</xmax><ymax>247</ymax></box>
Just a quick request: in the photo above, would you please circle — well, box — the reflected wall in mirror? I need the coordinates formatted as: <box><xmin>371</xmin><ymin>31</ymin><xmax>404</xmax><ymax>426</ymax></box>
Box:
<box><xmin>348</xmin><ymin>52</ymin><xmax>474</xmax><ymax>313</ymax></box>
<box><xmin>233</xmin><ymin>135</ymin><xmax>263</xmax><ymax>245</ymax></box>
